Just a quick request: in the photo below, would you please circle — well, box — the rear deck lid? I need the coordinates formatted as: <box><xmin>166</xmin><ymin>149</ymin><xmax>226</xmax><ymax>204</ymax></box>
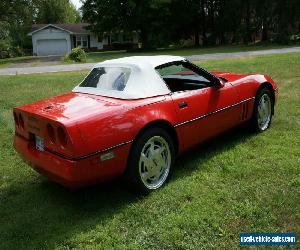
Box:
<box><xmin>16</xmin><ymin>92</ymin><xmax>127</xmax><ymax>124</ymax></box>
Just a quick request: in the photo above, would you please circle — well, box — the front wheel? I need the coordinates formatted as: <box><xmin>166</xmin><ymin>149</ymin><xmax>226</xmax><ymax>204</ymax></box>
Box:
<box><xmin>125</xmin><ymin>127</ymin><xmax>175</xmax><ymax>193</ymax></box>
<box><xmin>250</xmin><ymin>88</ymin><xmax>274</xmax><ymax>132</ymax></box>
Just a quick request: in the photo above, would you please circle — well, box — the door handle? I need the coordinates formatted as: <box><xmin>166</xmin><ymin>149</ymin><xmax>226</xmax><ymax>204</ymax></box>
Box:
<box><xmin>178</xmin><ymin>101</ymin><xmax>188</xmax><ymax>108</ymax></box>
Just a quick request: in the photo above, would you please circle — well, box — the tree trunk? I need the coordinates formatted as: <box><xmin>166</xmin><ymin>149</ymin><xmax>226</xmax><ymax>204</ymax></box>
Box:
<box><xmin>194</xmin><ymin>30</ymin><xmax>200</xmax><ymax>46</ymax></box>
<box><xmin>218</xmin><ymin>0</ymin><xmax>226</xmax><ymax>45</ymax></box>
<box><xmin>261</xmin><ymin>20</ymin><xmax>268</xmax><ymax>41</ymax></box>
<box><xmin>140</xmin><ymin>28</ymin><xmax>150</xmax><ymax>49</ymax></box>
<box><xmin>209</xmin><ymin>0</ymin><xmax>216</xmax><ymax>45</ymax></box>
<box><xmin>201</xmin><ymin>0</ymin><xmax>207</xmax><ymax>46</ymax></box>
<box><xmin>277</xmin><ymin>0</ymin><xmax>289</xmax><ymax>43</ymax></box>
<box><xmin>244</xmin><ymin>0</ymin><xmax>252</xmax><ymax>44</ymax></box>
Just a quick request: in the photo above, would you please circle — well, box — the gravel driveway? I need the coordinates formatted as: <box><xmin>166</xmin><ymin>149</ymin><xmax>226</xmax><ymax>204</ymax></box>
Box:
<box><xmin>1</xmin><ymin>47</ymin><xmax>299</xmax><ymax>76</ymax></box>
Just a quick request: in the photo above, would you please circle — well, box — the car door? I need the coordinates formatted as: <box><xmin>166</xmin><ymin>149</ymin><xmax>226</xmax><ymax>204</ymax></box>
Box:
<box><xmin>156</xmin><ymin>61</ymin><xmax>240</xmax><ymax>151</ymax></box>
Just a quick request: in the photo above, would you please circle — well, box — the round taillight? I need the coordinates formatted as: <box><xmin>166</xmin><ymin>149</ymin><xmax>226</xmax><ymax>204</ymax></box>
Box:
<box><xmin>19</xmin><ymin>114</ymin><xmax>24</xmax><ymax>129</ymax></box>
<box><xmin>57</xmin><ymin>127</ymin><xmax>68</xmax><ymax>147</ymax></box>
<box><xmin>13</xmin><ymin>112</ymin><xmax>19</xmax><ymax>126</ymax></box>
<box><xmin>47</xmin><ymin>124</ymin><xmax>56</xmax><ymax>143</ymax></box>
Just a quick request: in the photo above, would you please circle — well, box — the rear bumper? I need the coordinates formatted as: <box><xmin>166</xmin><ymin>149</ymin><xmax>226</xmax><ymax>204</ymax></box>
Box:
<box><xmin>14</xmin><ymin>134</ymin><xmax>131</xmax><ymax>188</ymax></box>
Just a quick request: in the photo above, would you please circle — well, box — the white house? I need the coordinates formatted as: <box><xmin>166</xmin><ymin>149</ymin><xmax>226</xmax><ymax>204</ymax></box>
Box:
<box><xmin>28</xmin><ymin>23</ymin><xmax>139</xmax><ymax>56</ymax></box>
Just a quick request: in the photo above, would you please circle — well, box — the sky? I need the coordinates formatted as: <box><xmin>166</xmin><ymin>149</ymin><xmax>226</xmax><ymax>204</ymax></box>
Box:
<box><xmin>71</xmin><ymin>0</ymin><xmax>83</xmax><ymax>9</ymax></box>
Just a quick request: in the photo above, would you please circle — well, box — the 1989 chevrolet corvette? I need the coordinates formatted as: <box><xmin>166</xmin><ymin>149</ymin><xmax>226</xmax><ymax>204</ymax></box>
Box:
<box><xmin>13</xmin><ymin>56</ymin><xmax>278</xmax><ymax>192</ymax></box>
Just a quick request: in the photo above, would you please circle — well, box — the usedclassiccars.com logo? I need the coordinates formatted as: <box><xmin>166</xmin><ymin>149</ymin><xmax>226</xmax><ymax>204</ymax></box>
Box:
<box><xmin>240</xmin><ymin>233</ymin><xmax>297</xmax><ymax>246</ymax></box>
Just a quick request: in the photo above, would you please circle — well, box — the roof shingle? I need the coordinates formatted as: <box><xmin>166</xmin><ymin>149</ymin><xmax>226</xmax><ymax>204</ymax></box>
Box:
<box><xmin>30</xmin><ymin>23</ymin><xmax>90</xmax><ymax>34</ymax></box>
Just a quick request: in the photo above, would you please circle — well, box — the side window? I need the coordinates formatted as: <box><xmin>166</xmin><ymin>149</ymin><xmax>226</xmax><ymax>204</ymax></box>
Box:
<box><xmin>156</xmin><ymin>62</ymin><xmax>211</xmax><ymax>92</ymax></box>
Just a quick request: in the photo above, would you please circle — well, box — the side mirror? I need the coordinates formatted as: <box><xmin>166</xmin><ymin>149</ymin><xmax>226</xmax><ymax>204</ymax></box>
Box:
<box><xmin>214</xmin><ymin>78</ymin><xmax>225</xmax><ymax>88</ymax></box>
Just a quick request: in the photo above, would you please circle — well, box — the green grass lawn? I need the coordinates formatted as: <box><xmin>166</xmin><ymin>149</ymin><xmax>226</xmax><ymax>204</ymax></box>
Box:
<box><xmin>84</xmin><ymin>44</ymin><xmax>298</xmax><ymax>63</ymax></box>
<box><xmin>0</xmin><ymin>53</ymin><xmax>299</xmax><ymax>249</ymax></box>
<box><xmin>0</xmin><ymin>56</ymin><xmax>38</xmax><ymax>68</ymax></box>
<box><xmin>0</xmin><ymin>43</ymin><xmax>297</xmax><ymax>68</ymax></box>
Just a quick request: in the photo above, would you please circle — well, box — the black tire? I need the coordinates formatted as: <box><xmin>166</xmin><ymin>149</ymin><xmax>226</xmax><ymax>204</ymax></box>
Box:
<box><xmin>250</xmin><ymin>87</ymin><xmax>274</xmax><ymax>132</ymax></box>
<box><xmin>124</xmin><ymin>127</ymin><xmax>175</xmax><ymax>194</ymax></box>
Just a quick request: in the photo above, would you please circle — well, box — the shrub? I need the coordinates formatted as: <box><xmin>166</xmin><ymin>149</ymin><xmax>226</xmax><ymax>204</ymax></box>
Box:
<box><xmin>8</xmin><ymin>46</ymin><xmax>25</xmax><ymax>57</ymax></box>
<box><xmin>65</xmin><ymin>47</ymin><xmax>87</xmax><ymax>62</ymax></box>
<box><xmin>0</xmin><ymin>39</ymin><xmax>10</xmax><ymax>59</ymax></box>
<box><xmin>290</xmin><ymin>34</ymin><xmax>300</xmax><ymax>42</ymax></box>
<box><xmin>0</xmin><ymin>42</ymin><xmax>25</xmax><ymax>59</ymax></box>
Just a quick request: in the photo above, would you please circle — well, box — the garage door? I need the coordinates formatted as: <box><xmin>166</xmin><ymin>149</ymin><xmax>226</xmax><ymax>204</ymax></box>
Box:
<box><xmin>36</xmin><ymin>39</ymin><xmax>68</xmax><ymax>56</ymax></box>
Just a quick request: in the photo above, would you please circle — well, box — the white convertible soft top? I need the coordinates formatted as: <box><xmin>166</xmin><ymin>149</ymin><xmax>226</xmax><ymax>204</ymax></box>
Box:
<box><xmin>73</xmin><ymin>55</ymin><xmax>186</xmax><ymax>99</ymax></box>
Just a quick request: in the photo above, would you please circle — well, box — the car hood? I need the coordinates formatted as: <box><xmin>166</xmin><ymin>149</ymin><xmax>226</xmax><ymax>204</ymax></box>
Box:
<box><xmin>212</xmin><ymin>72</ymin><xmax>248</xmax><ymax>82</ymax></box>
<box><xmin>212</xmin><ymin>71</ymin><xmax>273</xmax><ymax>85</ymax></box>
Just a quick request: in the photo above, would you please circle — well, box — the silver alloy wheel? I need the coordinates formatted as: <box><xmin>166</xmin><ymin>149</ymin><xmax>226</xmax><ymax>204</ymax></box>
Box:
<box><xmin>139</xmin><ymin>136</ymin><xmax>171</xmax><ymax>189</ymax></box>
<box><xmin>257</xmin><ymin>93</ymin><xmax>272</xmax><ymax>131</ymax></box>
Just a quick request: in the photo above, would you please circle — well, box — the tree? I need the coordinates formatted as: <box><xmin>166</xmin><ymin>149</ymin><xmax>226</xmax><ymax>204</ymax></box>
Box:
<box><xmin>167</xmin><ymin>0</ymin><xmax>203</xmax><ymax>46</ymax></box>
<box><xmin>82</xmin><ymin>0</ymin><xmax>168</xmax><ymax>48</ymax></box>
<box><xmin>0</xmin><ymin>0</ymin><xmax>81</xmax><ymax>55</ymax></box>
<box><xmin>0</xmin><ymin>0</ymin><xmax>32</xmax><ymax>53</ymax></box>
<box><xmin>34</xmin><ymin>0</ymin><xmax>81</xmax><ymax>23</ymax></box>
<box><xmin>2</xmin><ymin>0</ymin><xmax>300</xmax><ymax>53</ymax></box>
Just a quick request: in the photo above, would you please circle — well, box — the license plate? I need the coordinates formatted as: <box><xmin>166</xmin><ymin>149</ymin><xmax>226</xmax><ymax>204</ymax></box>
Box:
<box><xmin>35</xmin><ymin>136</ymin><xmax>44</xmax><ymax>152</ymax></box>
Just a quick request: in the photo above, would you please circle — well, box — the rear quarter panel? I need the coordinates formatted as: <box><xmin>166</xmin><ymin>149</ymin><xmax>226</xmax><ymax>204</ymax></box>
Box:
<box><xmin>75</xmin><ymin>95</ymin><xmax>179</xmax><ymax>157</ymax></box>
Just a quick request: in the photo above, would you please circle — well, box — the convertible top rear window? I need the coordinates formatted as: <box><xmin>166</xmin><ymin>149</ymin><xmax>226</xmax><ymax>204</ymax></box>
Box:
<box><xmin>80</xmin><ymin>67</ymin><xmax>131</xmax><ymax>91</ymax></box>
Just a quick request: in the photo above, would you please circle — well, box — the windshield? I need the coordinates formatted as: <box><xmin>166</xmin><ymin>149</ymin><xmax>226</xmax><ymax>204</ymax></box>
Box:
<box><xmin>79</xmin><ymin>67</ymin><xmax>131</xmax><ymax>91</ymax></box>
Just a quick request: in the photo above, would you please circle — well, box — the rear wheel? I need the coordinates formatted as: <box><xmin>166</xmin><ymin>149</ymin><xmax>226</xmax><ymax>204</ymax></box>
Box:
<box><xmin>250</xmin><ymin>88</ymin><xmax>273</xmax><ymax>132</ymax></box>
<box><xmin>125</xmin><ymin>127</ymin><xmax>175</xmax><ymax>193</ymax></box>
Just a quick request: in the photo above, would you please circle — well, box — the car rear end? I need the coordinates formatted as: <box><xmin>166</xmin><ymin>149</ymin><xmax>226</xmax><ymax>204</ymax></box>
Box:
<box><xmin>13</xmin><ymin>107</ymin><xmax>82</xmax><ymax>187</ymax></box>
<box><xmin>13</xmin><ymin>105</ymin><xmax>129</xmax><ymax>188</ymax></box>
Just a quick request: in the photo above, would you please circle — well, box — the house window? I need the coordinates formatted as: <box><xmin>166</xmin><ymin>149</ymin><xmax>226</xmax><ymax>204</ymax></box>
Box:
<box><xmin>123</xmin><ymin>33</ymin><xmax>133</xmax><ymax>42</ymax></box>
<box><xmin>111</xmin><ymin>33</ymin><xmax>120</xmax><ymax>43</ymax></box>
<box><xmin>76</xmin><ymin>35</ymin><xmax>88</xmax><ymax>48</ymax></box>
<box><xmin>107</xmin><ymin>35</ymin><xmax>111</xmax><ymax>44</ymax></box>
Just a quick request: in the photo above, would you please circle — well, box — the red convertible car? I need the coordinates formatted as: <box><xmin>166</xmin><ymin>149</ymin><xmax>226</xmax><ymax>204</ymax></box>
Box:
<box><xmin>13</xmin><ymin>56</ymin><xmax>278</xmax><ymax>192</ymax></box>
